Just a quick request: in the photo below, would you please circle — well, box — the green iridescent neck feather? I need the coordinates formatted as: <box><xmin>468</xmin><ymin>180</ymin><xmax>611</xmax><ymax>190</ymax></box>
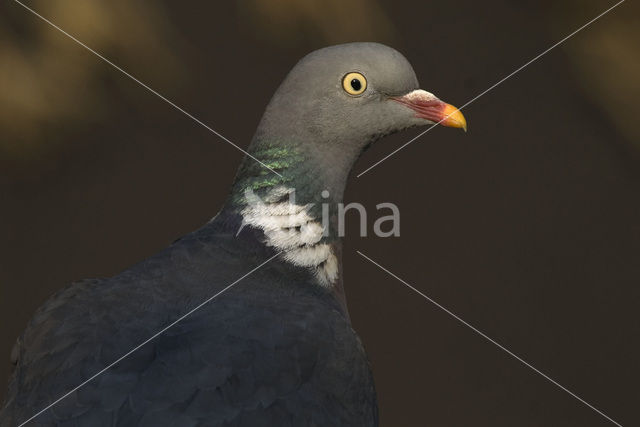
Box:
<box><xmin>229</xmin><ymin>144</ymin><xmax>307</xmax><ymax>206</ymax></box>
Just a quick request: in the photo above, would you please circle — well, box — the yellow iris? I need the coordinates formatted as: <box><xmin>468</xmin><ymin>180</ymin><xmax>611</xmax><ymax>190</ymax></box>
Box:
<box><xmin>342</xmin><ymin>72</ymin><xmax>367</xmax><ymax>96</ymax></box>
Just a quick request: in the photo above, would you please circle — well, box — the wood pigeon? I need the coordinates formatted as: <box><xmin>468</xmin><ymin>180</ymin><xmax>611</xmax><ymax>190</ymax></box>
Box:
<box><xmin>1</xmin><ymin>42</ymin><xmax>466</xmax><ymax>426</ymax></box>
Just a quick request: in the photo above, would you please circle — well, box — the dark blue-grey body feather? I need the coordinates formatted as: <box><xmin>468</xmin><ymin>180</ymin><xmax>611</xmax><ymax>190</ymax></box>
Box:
<box><xmin>2</xmin><ymin>219</ymin><xmax>377</xmax><ymax>426</ymax></box>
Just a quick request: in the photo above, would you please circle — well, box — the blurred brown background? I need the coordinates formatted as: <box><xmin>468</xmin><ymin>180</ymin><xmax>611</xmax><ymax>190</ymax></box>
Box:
<box><xmin>1</xmin><ymin>0</ymin><xmax>639</xmax><ymax>425</ymax></box>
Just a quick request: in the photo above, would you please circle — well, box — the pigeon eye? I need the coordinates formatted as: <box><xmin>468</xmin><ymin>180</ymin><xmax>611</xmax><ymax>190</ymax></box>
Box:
<box><xmin>342</xmin><ymin>72</ymin><xmax>367</xmax><ymax>96</ymax></box>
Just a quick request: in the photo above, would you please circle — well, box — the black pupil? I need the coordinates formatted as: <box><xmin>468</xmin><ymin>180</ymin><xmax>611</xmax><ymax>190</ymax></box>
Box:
<box><xmin>350</xmin><ymin>78</ymin><xmax>362</xmax><ymax>91</ymax></box>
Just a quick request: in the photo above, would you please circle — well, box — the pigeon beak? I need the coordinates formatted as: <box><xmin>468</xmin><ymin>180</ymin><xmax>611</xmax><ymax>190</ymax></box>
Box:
<box><xmin>393</xmin><ymin>89</ymin><xmax>467</xmax><ymax>132</ymax></box>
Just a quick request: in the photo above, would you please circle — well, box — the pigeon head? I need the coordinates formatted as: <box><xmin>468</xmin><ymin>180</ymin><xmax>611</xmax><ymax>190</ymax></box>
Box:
<box><xmin>231</xmin><ymin>42</ymin><xmax>466</xmax><ymax>206</ymax></box>
<box><xmin>258</xmin><ymin>42</ymin><xmax>465</xmax><ymax>148</ymax></box>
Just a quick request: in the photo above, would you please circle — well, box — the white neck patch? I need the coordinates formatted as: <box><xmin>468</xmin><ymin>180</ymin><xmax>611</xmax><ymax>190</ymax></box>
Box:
<box><xmin>240</xmin><ymin>187</ymin><xmax>338</xmax><ymax>287</ymax></box>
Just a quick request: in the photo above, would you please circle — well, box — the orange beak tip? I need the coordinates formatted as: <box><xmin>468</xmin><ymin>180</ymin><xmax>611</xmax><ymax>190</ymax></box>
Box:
<box><xmin>442</xmin><ymin>103</ymin><xmax>468</xmax><ymax>133</ymax></box>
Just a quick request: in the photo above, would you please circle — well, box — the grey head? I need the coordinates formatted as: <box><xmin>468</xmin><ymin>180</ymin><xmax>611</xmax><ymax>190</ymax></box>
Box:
<box><xmin>234</xmin><ymin>42</ymin><xmax>466</xmax><ymax>204</ymax></box>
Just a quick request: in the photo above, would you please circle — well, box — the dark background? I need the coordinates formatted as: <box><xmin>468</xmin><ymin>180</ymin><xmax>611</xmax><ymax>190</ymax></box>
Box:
<box><xmin>1</xmin><ymin>1</ymin><xmax>639</xmax><ymax>426</ymax></box>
